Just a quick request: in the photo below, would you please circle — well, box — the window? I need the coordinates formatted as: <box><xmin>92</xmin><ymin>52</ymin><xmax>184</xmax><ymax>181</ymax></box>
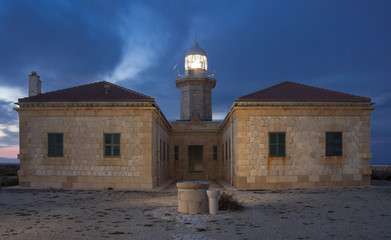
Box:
<box><xmin>225</xmin><ymin>141</ymin><xmax>228</xmax><ymax>161</ymax></box>
<box><xmin>104</xmin><ymin>133</ymin><xmax>120</xmax><ymax>157</ymax></box>
<box><xmin>174</xmin><ymin>145</ymin><xmax>179</xmax><ymax>161</ymax></box>
<box><xmin>163</xmin><ymin>141</ymin><xmax>166</xmax><ymax>162</ymax></box>
<box><xmin>160</xmin><ymin>139</ymin><xmax>163</xmax><ymax>164</ymax></box>
<box><xmin>326</xmin><ymin>132</ymin><xmax>342</xmax><ymax>156</ymax></box>
<box><xmin>221</xmin><ymin>144</ymin><xmax>224</xmax><ymax>164</ymax></box>
<box><xmin>228</xmin><ymin>140</ymin><xmax>231</xmax><ymax>161</ymax></box>
<box><xmin>48</xmin><ymin>133</ymin><xmax>63</xmax><ymax>157</ymax></box>
<box><xmin>269</xmin><ymin>132</ymin><xmax>286</xmax><ymax>157</ymax></box>
<box><xmin>213</xmin><ymin>145</ymin><xmax>218</xmax><ymax>160</ymax></box>
<box><xmin>167</xmin><ymin>144</ymin><xmax>169</xmax><ymax>163</ymax></box>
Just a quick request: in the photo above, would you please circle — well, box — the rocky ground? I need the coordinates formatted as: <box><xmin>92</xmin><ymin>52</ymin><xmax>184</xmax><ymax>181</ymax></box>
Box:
<box><xmin>1</xmin><ymin>180</ymin><xmax>391</xmax><ymax>240</ymax></box>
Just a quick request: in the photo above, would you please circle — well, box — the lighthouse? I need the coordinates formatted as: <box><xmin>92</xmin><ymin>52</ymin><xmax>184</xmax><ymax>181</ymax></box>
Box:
<box><xmin>176</xmin><ymin>39</ymin><xmax>216</xmax><ymax>121</ymax></box>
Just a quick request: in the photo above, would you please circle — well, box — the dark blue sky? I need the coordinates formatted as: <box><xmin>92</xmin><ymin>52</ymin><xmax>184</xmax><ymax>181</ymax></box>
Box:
<box><xmin>0</xmin><ymin>0</ymin><xmax>390</xmax><ymax>164</ymax></box>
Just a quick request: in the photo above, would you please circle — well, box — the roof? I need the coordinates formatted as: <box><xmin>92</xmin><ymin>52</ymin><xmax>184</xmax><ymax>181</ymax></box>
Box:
<box><xmin>18</xmin><ymin>81</ymin><xmax>154</xmax><ymax>103</ymax></box>
<box><xmin>237</xmin><ymin>81</ymin><xmax>371</xmax><ymax>102</ymax></box>
<box><xmin>186</xmin><ymin>40</ymin><xmax>207</xmax><ymax>56</ymax></box>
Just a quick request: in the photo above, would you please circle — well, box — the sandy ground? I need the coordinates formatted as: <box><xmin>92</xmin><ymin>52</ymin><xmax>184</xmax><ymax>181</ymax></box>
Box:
<box><xmin>1</xmin><ymin>180</ymin><xmax>391</xmax><ymax>240</ymax></box>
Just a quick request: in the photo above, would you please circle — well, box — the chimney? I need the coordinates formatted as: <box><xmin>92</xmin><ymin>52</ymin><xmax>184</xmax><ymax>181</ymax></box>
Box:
<box><xmin>29</xmin><ymin>71</ymin><xmax>41</xmax><ymax>97</ymax></box>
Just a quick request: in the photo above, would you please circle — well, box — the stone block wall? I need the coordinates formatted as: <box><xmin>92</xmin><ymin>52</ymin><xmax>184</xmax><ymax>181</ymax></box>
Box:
<box><xmin>176</xmin><ymin>76</ymin><xmax>216</xmax><ymax>121</ymax></box>
<box><xmin>180</xmin><ymin>84</ymin><xmax>213</xmax><ymax>120</ymax></box>
<box><xmin>222</xmin><ymin>103</ymin><xmax>374</xmax><ymax>189</ymax></box>
<box><xmin>152</xmin><ymin>112</ymin><xmax>170</xmax><ymax>186</ymax></box>
<box><xmin>220</xmin><ymin>114</ymin><xmax>238</xmax><ymax>185</ymax></box>
<box><xmin>17</xmin><ymin>105</ymin><xmax>160</xmax><ymax>189</ymax></box>
<box><xmin>16</xmin><ymin>98</ymin><xmax>374</xmax><ymax>190</ymax></box>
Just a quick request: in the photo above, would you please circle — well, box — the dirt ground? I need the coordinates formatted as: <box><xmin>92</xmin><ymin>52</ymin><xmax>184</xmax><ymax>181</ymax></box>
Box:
<box><xmin>1</xmin><ymin>180</ymin><xmax>391</xmax><ymax>240</ymax></box>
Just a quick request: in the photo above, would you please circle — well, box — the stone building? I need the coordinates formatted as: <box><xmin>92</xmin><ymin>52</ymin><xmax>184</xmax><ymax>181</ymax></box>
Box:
<box><xmin>15</xmin><ymin>40</ymin><xmax>375</xmax><ymax>189</ymax></box>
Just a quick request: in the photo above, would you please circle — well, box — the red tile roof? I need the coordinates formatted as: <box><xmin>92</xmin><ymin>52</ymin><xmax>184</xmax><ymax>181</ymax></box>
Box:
<box><xmin>237</xmin><ymin>81</ymin><xmax>371</xmax><ymax>102</ymax></box>
<box><xmin>18</xmin><ymin>81</ymin><xmax>154</xmax><ymax>102</ymax></box>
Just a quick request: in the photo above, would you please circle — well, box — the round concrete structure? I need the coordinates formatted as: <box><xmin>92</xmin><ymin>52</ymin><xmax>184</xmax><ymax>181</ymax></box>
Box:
<box><xmin>177</xmin><ymin>181</ymin><xmax>210</xmax><ymax>214</ymax></box>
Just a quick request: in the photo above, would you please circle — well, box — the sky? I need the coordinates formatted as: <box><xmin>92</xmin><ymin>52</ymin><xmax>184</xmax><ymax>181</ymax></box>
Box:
<box><xmin>0</xmin><ymin>0</ymin><xmax>390</xmax><ymax>165</ymax></box>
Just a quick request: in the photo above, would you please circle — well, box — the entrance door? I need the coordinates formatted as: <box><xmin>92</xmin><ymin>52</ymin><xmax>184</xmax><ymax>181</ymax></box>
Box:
<box><xmin>188</xmin><ymin>146</ymin><xmax>203</xmax><ymax>172</ymax></box>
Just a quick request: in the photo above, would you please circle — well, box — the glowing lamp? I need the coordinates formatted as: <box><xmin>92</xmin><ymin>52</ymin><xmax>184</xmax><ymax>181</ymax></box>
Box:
<box><xmin>185</xmin><ymin>54</ymin><xmax>207</xmax><ymax>71</ymax></box>
<box><xmin>185</xmin><ymin>40</ymin><xmax>207</xmax><ymax>76</ymax></box>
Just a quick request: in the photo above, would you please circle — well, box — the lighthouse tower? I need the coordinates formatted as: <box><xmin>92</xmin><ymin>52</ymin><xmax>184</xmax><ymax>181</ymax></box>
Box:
<box><xmin>176</xmin><ymin>39</ymin><xmax>216</xmax><ymax>121</ymax></box>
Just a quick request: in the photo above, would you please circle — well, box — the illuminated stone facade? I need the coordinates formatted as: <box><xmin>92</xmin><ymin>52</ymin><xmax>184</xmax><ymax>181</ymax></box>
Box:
<box><xmin>16</xmin><ymin>101</ymin><xmax>170</xmax><ymax>189</ymax></box>
<box><xmin>220</xmin><ymin>101</ymin><xmax>373</xmax><ymax>189</ymax></box>
<box><xmin>15</xmin><ymin>41</ymin><xmax>374</xmax><ymax>190</ymax></box>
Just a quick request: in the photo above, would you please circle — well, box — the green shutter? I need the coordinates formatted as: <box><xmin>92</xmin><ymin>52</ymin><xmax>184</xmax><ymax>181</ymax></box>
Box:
<box><xmin>56</xmin><ymin>133</ymin><xmax>63</xmax><ymax>156</ymax></box>
<box><xmin>104</xmin><ymin>133</ymin><xmax>121</xmax><ymax>157</ymax></box>
<box><xmin>213</xmin><ymin>145</ymin><xmax>218</xmax><ymax>160</ymax></box>
<box><xmin>326</xmin><ymin>132</ymin><xmax>342</xmax><ymax>156</ymax></box>
<box><xmin>174</xmin><ymin>145</ymin><xmax>179</xmax><ymax>161</ymax></box>
<box><xmin>269</xmin><ymin>132</ymin><xmax>286</xmax><ymax>157</ymax></box>
<box><xmin>48</xmin><ymin>133</ymin><xmax>63</xmax><ymax>157</ymax></box>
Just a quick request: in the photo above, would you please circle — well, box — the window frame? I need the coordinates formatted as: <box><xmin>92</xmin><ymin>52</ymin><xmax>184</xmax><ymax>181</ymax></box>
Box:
<box><xmin>269</xmin><ymin>132</ymin><xmax>286</xmax><ymax>157</ymax></box>
<box><xmin>160</xmin><ymin>139</ymin><xmax>162</xmax><ymax>165</ymax></box>
<box><xmin>167</xmin><ymin>144</ymin><xmax>169</xmax><ymax>163</ymax></box>
<box><xmin>174</xmin><ymin>145</ymin><xmax>179</xmax><ymax>161</ymax></box>
<box><xmin>325</xmin><ymin>132</ymin><xmax>343</xmax><ymax>156</ymax></box>
<box><xmin>47</xmin><ymin>133</ymin><xmax>64</xmax><ymax>157</ymax></box>
<box><xmin>104</xmin><ymin>133</ymin><xmax>121</xmax><ymax>158</ymax></box>
<box><xmin>225</xmin><ymin>141</ymin><xmax>228</xmax><ymax>161</ymax></box>
<box><xmin>228</xmin><ymin>140</ymin><xmax>231</xmax><ymax>161</ymax></box>
<box><xmin>223</xmin><ymin>143</ymin><xmax>225</xmax><ymax>161</ymax></box>
<box><xmin>213</xmin><ymin>145</ymin><xmax>218</xmax><ymax>160</ymax></box>
<box><xmin>163</xmin><ymin>141</ymin><xmax>166</xmax><ymax>162</ymax></box>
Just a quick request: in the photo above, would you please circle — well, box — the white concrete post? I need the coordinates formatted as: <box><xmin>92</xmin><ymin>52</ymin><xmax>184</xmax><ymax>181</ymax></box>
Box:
<box><xmin>206</xmin><ymin>189</ymin><xmax>220</xmax><ymax>215</ymax></box>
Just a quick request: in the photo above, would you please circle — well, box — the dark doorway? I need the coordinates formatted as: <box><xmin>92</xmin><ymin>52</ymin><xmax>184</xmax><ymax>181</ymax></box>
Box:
<box><xmin>188</xmin><ymin>145</ymin><xmax>203</xmax><ymax>172</ymax></box>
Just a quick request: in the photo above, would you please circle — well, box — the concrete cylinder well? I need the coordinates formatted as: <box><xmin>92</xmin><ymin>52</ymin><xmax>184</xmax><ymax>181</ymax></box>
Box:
<box><xmin>177</xmin><ymin>181</ymin><xmax>210</xmax><ymax>214</ymax></box>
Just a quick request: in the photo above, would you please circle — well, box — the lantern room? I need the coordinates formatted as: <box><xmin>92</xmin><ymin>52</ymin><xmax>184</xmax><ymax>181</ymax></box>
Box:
<box><xmin>185</xmin><ymin>39</ymin><xmax>208</xmax><ymax>76</ymax></box>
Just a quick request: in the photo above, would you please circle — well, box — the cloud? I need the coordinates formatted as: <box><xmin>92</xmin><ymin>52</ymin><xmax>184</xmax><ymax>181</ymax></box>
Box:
<box><xmin>0</xmin><ymin>86</ymin><xmax>23</xmax><ymax>145</ymax></box>
<box><xmin>212</xmin><ymin>112</ymin><xmax>227</xmax><ymax>121</ymax></box>
<box><xmin>0</xmin><ymin>121</ymin><xmax>19</xmax><ymax>158</ymax></box>
<box><xmin>0</xmin><ymin>124</ymin><xmax>18</xmax><ymax>133</ymax></box>
<box><xmin>102</xmin><ymin>3</ymin><xmax>170</xmax><ymax>84</ymax></box>
<box><xmin>0</xmin><ymin>86</ymin><xmax>20</xmax><ymax>153</ymax></box>
<box><xmin>0</xmin><ymin>123</ymin><xmax>18</xmax><ymax>139</ymax></box>
<box><xmin>0</xmin><ymin>87</ymin><xmax>24</xmax><ymax>142</ymax></box>
<box><xmin>0</xmin><ymin>86</ymin><xmax>24</xmax><ymax>103</ymax></box>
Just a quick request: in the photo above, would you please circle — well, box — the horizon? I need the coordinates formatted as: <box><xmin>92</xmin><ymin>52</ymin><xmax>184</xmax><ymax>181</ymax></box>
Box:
<box><xmin>0</xmin><ymin>0</ymin><xmax>390</xmax><ymax>165</ymax></box>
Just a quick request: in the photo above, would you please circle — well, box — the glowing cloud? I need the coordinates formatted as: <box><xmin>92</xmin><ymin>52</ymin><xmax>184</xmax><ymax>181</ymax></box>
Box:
<box><xmin>103</xmin><ymin>3</ymin><xmax>170</xmax><ymax>84</ymax></box>
<box><xmin>212</xmin><ymin>112</ymin><xmax>227</xmax><ymax>121</ymax></box>
<box><xmin>0</xmin><ymin>86</ymin><xmax>24</xmax><ymax>103</ymax></box>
